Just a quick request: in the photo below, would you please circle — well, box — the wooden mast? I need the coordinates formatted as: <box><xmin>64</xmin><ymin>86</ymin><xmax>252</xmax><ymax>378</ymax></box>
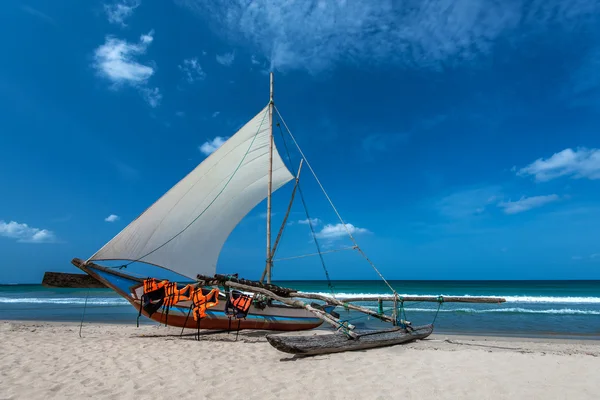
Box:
<box><xmin>266</xmin><ymin>72</ymin><xmax>274</xmax><ymax>284</ymax></box>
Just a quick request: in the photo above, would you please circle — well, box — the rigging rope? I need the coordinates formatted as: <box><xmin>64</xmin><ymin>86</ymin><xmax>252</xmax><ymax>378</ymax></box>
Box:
<box><xmin>276</xmin><ymin>121</ymin><xmax>336</xmax><ymax>297</ymax></box>
<box><xmin>115</xmin><ymin>107</ymin><xmax>269</xmax><ymax>269</ymax></box>
<box><xmin>78</xmin><ymin>288</ymin><xmax>90</xmax><ymax>338</ymax></box>
<box><xmin>272</xmin><ymin>246</ymin><xmax>357</xmax><ymax>262</ymax></box>
<box><xmin>274</xmin><ymin>106</ymin><xmax>397</xmax><ymax>295</ymax></box>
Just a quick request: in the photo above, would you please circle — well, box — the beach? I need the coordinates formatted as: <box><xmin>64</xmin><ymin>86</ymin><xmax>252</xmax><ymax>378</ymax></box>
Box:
<box><xmin>1</xmin><ymin>321</ymin><xmax>598</xmax><ymax>400</ymax></box>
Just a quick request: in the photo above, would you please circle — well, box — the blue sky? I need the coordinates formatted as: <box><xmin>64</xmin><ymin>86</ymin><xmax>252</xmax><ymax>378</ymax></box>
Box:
<box><xmin>2</xmin><ymin>0</ymin><xmax>600</xmax><ymax>283</ymax></box>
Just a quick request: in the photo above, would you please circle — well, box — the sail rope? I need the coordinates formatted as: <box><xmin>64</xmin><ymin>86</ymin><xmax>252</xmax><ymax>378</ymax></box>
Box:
<box><xmin>274</xmin><ymin>106</ymin><xmax>397</xmax><ymax>296</ymax></box>
<box><xmin>272</xmin><ymin>246</ymin><xmax>357</xmax><ymax>262</ymax></box>
<box><xmin>114</xmin><ymin>107</ymin><xmax>269</xmax><ymax>269</ymax></box>
<box><xmin>276</xmin><ymin>121</ymin><xmax>336</xmax><ymax>297</ymax></box>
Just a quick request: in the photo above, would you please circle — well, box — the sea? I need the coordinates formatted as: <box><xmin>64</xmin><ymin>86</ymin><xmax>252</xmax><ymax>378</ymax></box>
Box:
<box><xmin>1</xmin><ymin>280</ymin><xmax>599</xmax><ymax>339</ymax></box>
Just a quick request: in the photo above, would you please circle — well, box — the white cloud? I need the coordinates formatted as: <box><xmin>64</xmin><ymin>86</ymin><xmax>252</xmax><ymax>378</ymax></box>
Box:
<box><xmin>436</xmin><ymin>186</ymin><xmax>502</xmax><ymax>219</ymax></box>
<box><xmin>0</xmin><ymin>220</ymin><xmax>57</xmax><ymax>243</ymax></box>
<box><xmin>21</xmin><ymin>5</ymin><xmax>56</xmax><ymax>26</ymax></box>
<box><xmin>315</xmin><ymin>223</ymin><xmax>369</xmax><ymax>240</ymax></box>
<box><xmin>251</xmin><ymin>55</ymin><xmax>260</xmax><ymax>65</ymax></box>
<box><xmin>212</xmin><ymin>111</ymin><xmax>220</xmax><ymax>118</ymax></box>
<box><xmin>93</xmin><ymin>30</ymin><xmax>160</xmax><ymax>107</ymax></box>
<box><xmin>199</xmin><ymin>136</ymin><xmax>228</xmax><ymax>155</ymax></box>
<box><xmin>298</xmin><ymin>218</ymin><xmax>320</xmax><ymax>226</ymax></box>
<box><xmin>176</xmin><ymin>111</ymin><xmax>185</xmax><ymax>117</ymax></box>
<box><xmin>497</xmin><ymin>194</ymin><xmax>560</xmax><ymax>214</ymax></box>
<box><xmin>139</xmin><ymin>87</ymin><xmax>161</xmax><ymax>108</ymax></box>
<box><xmin>104</xmin><ymin>214</ymin><xmax>120</xmax><ymax>222</ymax></box>
<box><xmin>517</xmin><ymin>148</ymin><xmax>600</xmax><ymax>182</ymax></box>
<box><xmin>175</xmin><ymin>0</ymin><xmax>599</xmax><ymax>72</ymax></box>
<box><xmin>216</xmin><ymin>51</ymin><xmax>235</xmax><ymax>66</ymax></box>
<box><xmin>178</xmin><ymin>57</ymin><xmax>206</xmax><ymax>83</ymax></box>
<box><xmin>104</xmin><ymin>0</ymin><xmax>140</xmax><ymax>27</ymax></box>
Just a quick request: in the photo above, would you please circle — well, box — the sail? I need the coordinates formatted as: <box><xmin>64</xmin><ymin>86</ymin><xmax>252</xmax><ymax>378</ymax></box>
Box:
<box><xmin>88</xmin><ymin>104</ymin><xmax>294</xmax><ymax>280</ymax></box>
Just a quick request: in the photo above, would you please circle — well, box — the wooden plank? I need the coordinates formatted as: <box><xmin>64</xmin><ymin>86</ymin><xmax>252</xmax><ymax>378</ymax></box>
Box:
<box><xmin>334</xmin><ymin>295</ymin><xmax>506</xmax><ymax>304</ymax></box>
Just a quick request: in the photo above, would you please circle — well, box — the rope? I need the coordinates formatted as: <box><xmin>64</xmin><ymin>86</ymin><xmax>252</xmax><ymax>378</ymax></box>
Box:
<box><xmin>275</xmin><ymin>106</ymin><xmax>396</xmax><ymax>295</ymax></box>
<box><xmin>272</xmin><ymin>246</ymin><xmax>356</xmax><ymax>262</ymax></box>
<box><xmin>78</xmin><ymin>288</ymin><xmax>90</xmax><ymax>338</ymax></box>
<box><xmin>115</xmin><ymin>107</ymin><xmax>269</xmax><ymax>268</ymax></box>
<box><xmin>432</xmin><ymin>296</ymin><xmax>444</xmax><ymax>325</ymax></box>
<box><xmin>276</xmin><ymin>121</ymin><xmax>336</xmax><ymax>297</ymax></box>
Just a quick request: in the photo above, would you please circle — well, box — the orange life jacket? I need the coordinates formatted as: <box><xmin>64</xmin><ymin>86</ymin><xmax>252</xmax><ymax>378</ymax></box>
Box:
<box><xmin>190</xmin><ymin>287</ymin><xmax>220</xmax><ymax>321</ymax></box>
<box><xmin>162</xmin><ymin>282</ymin><xmax>192</xmax><ymax>307</ymax></box>
<box><xmin>143</xmin><ymin>278</ymin><xmax>167</xmax><ymax>294</ymax></box>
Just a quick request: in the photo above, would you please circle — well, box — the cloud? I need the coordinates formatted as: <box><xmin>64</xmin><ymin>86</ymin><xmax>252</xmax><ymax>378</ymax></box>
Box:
<box><xmin>315</xmin><ymin>223</ymin><xmax>369</xmax><ymax>240</ymax></box>
<box><xmin>298</xmin><ymin>218</ymin><xmax>321</xmax><ymax>226</ymax></box>
<box><xmin>199</xmin><ymin>136</ymin><xmax>228</xmax><ymax>155</ymax></box>
<box><xmin>362</xmin><ymin>133</ymin><xmax>409</xmax><ymax>155</ymax></box>
<box><xmin>517</xmin><ymin>147</ymin><xmax>600</xmax><ymax>182</ymax></box>
<box><xmin>436</xmin><ymin>186</ymin><xmax>502</xmax><ymax>219</ymax></box>
<box><xmin>176</xmin><ymin>111</ymin><xmax>185</xmax><ymax>117</ymax></box>
<box><xmin>112</xmin><ymin>160</ymin><xmax>139</xmax><ymax>179</ymax></box>
<box><xmin>21</xmin><ymin>5</ymin><xmax>56</xmax><ymax>26</ymax></box>
<box><xmin>93</xmin><ymin>30</ymin><xmax>161</xmax><ymax>107</ymax></box>
<box><xmin>573</xmin><ymin>253</ymin><xmax>600</xmax><ymax>262</ymax></box>
<box><xmin>178</xmin><ymin>58</ymin><xmax>206</xmax><ymax>83</ymax></box>
<box><xmin>104</xmin><ymin>0</ymin><xmax>140</xmax><ymax>27</ymax></box>
<box><xmin>175</xmin><ymin>0</ymin><xmax>599</xmax><ymax>73</ymax></box>
<box><xmin>251</xmin><ymin>55</ymin><xmax>260</xmax><ymax>65</ymax></box>
<box><xmin>497</xmin><ymin>194</ymin><xmax>560</xmax><ymax>215</ymax></box>
<box><xmin>212</xmin><ymin>111</ymin><xmax>220</xmax><ymax>118</ymax></box>
<box><xmin>104</xmin><ymin>214</ymin><xmax>120</xmax><ymax>222</ymax></box>
<box><xmin>0</xmin><ymin>220</ymin><xmax>57</xmax><ymax>243</ymax></box>
<box><xmin>216</xmin><ymin>51</ymin><xmax>235</xmax><ymax>66</ymax></box>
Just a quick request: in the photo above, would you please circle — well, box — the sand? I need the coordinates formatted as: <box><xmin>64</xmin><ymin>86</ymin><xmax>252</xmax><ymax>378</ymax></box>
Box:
<box><xmin>0</xmin><ymin>321</ymin><xmax>598</xmax><ymax>400</ymax></box>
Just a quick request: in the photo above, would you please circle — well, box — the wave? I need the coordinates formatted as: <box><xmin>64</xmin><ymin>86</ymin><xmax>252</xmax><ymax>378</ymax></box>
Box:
<box><xmin>0</xmin><ymin>297</ymin><xmax>129</xmax><ymax>306</ymax></box>
<box><xmin>301</xmin><ymin>292</ymin><xmax>600</xmax><ymax>304</ymax></box>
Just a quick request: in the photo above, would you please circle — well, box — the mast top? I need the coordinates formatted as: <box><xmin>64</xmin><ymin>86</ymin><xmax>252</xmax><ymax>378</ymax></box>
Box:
<box><xmin>270</xmin><ymin>72</ymin><xmax>274</xmax><ymax>104</ymax></box>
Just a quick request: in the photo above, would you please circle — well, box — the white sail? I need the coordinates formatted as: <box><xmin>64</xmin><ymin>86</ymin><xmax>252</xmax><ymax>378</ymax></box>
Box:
<box><xmin>88</xmin><ymin>104</ymin><xmax>294</xmax><ymax>279</ymax></box>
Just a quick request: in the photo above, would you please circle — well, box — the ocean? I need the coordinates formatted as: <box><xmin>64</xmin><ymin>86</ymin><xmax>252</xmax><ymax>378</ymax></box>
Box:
<box><xmin>1</xmin><ymin>280</ymin><xmax>599</xmax><ymax>339</ymax></box>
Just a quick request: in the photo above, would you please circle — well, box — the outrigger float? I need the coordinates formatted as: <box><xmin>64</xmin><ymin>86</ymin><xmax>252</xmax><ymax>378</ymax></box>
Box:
<box><xmin>70</xmin><ymin>73</ymin><xmax>506</xmax><ymax>355</ymax></box>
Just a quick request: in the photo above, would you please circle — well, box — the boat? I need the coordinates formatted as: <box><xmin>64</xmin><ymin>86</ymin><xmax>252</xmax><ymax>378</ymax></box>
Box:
<box><xmin>71</xmin><ymin>72</ymin><xmax>329</xmax><ymax>332</ymax></box>
<box><xmin>71</xmin><ymin>72</ymin><xmax>506</xmax><ymax>354</ymax></box>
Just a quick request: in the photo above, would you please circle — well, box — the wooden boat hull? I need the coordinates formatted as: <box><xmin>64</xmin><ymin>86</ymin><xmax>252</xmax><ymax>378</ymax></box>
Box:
<box><xmin>72</xmin><ymin>259</ymin><xmax>326</xmax><ymax>331</ymax></box>
<box><xmin>266</xmin><ymin>324</ymin><xmax>434</xmax><ymax>355</ymax></box>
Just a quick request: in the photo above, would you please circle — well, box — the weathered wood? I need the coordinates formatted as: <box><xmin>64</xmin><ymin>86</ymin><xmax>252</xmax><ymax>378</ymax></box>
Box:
<box><xmin>197</xmin><ymin>273</ymin><xmax>296</xmax><ymax>297</ymax></box>
<box><xmin>334</xmin><ymin>295</ymin><xmax>506</xmax><ymax>304</ymax></box>
<box><xmin>266</xmin><ymin>324</ymin><xmax>434</xmax><ymax>356</ymax></box>
<box><xmin>290</xmin><ymin>292</ymin><xmax>408</xmax><ymax>325</ymax></box>
<box><xmin>42</xmin><ymin>271</ymin><xmax>106</xmax><ymax>288</ymax></box>
<box><xmin>222</xmin><ymin>281</ymin><xmax>358</xmax><ymax>338</ymax></box>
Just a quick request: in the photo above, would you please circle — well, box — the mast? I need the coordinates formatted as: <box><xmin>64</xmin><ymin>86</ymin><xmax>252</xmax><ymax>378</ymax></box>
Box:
<box><xmin>266</xmin><ymin>72</ymin><xmax>274</xmax><ymax>284</ymax></box>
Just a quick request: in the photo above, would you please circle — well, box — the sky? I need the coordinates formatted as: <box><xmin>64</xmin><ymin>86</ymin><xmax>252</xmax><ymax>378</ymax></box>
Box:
<box><xmin>1</xmin><ymin>0</ymin><xmax>600</xmax><ymax>283</ymax></box>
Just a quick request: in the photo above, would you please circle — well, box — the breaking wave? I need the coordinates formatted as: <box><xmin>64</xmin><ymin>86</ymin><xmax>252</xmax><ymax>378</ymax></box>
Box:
<box><xmin>0</xmin><ymin>297</ymin><xmax>129</xmax><ymax>306</ymax></box>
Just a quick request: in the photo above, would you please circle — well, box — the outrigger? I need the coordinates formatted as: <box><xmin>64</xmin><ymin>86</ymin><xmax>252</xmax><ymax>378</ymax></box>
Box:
<box><xmin>68</xmin><ymin>73</ymin><xmax>506</xmax><ymax>355</ymax></box>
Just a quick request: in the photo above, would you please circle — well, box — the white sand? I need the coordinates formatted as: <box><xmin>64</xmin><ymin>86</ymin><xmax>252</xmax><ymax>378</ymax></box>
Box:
<box><xmin>1</xmin><ymin>321</ymin><xmax>598</xmax><ymax>399</ymax></box>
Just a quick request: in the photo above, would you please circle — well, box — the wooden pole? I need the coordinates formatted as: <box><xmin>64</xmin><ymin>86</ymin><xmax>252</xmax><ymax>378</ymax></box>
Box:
<box><xmin>289</xmin><ymin>292</ymin><xmax>408</xmax><ymax>325</ymax></box>
<box><xmin>260</xmin><ymin>160</ymin><xmax>303</xmax><ymax>284</ymax></box>
<box><xmin>333</xmin><ymin>295</ymin><xmax>506</xmax><ymax>304</ymax></box>
<box><xmin>222</xmin><ymin>281</ymin><xmax>358</xmax><ymax>338</ymax></box>
<box><xmin>266</xmin><ymin>72</ymin><xmax>274</xmax><ymax>284</ymax></box>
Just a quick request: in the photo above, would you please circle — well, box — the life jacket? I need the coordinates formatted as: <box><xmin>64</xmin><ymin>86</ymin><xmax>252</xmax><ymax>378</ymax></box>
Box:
<box><xmin>225</xmin><ymin>290</ymin><xmax>253</xmax><ymax>319</ymax></box>
<box><xmin>190</xmin><ymin>287</ymin><xmax>220</xmax><ymax>321</ymax></box>
<box><xmin>163</xmin><ymin>283</ymin><xmax>192</xmax><ymax>307</ymax></box>
<box><xmin>137</xmin><ymin>278</ymin><xmax>169</xmax><ymax>326</ymax></box>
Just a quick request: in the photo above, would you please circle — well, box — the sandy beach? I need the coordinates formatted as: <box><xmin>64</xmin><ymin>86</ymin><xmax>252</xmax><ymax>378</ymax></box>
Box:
<box><xmin>0</xmin><ymin>321</ymin><xmax>598</xmax><ymax>399</ymax></box>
